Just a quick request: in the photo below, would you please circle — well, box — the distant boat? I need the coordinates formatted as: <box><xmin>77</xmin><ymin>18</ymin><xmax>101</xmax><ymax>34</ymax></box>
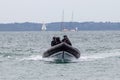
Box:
<box><xmin>41</xmin><ymin>23</ymin><xmax>47</xmax><ymax>31</ymax></box>
<box><xmin>70</xmin><ymin>12</ymin><xmax>78</xmax><ymax>31</ymax></box>
<box><xmin>61</xmin><ymin>11</ymin><xmax>78</xmax><ymax>32</ymax></box>
<box><xmin>70</xmin><ymin>27</ymin><xmax>78</xmax><ymax>31</ymax></box>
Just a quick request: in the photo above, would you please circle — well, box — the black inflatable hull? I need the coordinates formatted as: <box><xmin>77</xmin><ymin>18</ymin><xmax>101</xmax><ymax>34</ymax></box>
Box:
<box><xmin>43</xmin><ymin>42</ymin><xmax>80</xmax><ymax>60</ymax></box>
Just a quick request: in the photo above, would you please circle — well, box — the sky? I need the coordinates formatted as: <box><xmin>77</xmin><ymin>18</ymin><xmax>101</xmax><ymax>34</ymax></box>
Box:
<box><xmin>0</xmin><ymin>0</ymin><xmax>120</xmax><ymax>23</ymax></box>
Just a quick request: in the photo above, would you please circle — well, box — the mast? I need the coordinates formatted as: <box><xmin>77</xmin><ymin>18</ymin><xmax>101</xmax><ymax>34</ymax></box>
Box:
<box><xmin>71</xmin><ymin>11</ymin><xmax>74</xmax><ymax>23</ymax></box>
<box><xmin>61</xmin><ymin>10</ymin><xmax>64</xmax><ymax>31</ymax></box>
<box><xmin>70</xmin><ymin>12</ymin><xmax>78</xmax><ymax>31</ymax></box>
<box><xmin>70</xmin><ymin>11</ymin><xmax>74</xmax><ymax>29</ymax></box>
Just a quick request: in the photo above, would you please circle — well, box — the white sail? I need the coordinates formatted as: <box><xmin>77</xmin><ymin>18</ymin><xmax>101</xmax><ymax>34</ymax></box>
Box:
<box><xmin>41</xmin><ymin>23</ymin><xmax>47</xmax><ymax>31</ymax></box>
<box><xmin>75</xmin><ymin>27</ymin><xmax>78</xmax><ymax>31</ymax></box>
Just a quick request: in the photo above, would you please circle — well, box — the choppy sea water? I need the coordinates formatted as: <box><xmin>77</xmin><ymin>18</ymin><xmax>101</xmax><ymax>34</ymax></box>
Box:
<box><xmin>0</xmin><ymin>31</ymin><xmax>120</xmax><ymax>80</ymax></box>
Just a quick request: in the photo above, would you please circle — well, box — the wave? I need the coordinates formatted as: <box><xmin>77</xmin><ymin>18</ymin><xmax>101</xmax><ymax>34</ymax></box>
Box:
<box><xmin>18</xmin><ymin>49</ymin><xmax>120</xmax><ymax>63</ymax></box>
<box><xmin>79</xmin><ymin>49</ymin><xmax>120</xmax><ymax>61</ymax></box>
<box><xmin>19</xmin><ymin>55</ymin><xmax>57</xmax><ymax>63</ymax></box>
<box><xmin>20</xmin><ymin>55</ymin><xmax>42</xmax><ymax>60</ymax></box>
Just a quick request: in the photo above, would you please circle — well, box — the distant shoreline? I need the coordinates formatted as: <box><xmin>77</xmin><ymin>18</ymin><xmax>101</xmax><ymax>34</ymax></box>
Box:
<box><xmin>0</xmin><ymin>22</ymin><xmax>120</xmax><ymax>31</ymax></box>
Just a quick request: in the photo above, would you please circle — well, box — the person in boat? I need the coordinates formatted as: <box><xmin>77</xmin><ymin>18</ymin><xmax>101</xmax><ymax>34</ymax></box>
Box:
<box><xmin>62</xmin><ymin>35</ymin><xmax>72</xmax><ymax>46</ymax></box>
<box><xmin>51</xmin><ymin>37</ymin><xmax>57</xmax><ymax>46</ymax></box>
<box><xmin>51</xmin><ymin>37</ymin><xmax>61</xmax><ymax>46</ymax></box>
<box><xmin>56</xmin><ymin>37</ymin><xmax>61</xmax><ymax>44</ymax></box>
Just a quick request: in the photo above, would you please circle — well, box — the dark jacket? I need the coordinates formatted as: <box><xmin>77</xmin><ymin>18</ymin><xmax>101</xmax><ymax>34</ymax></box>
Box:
<box><xmin>51</xmin><ymin>37</ymin><xmax>57</xmax><ymax>46</ymax></box>
<box><xmin>51</xmin><ymin>40</ymin><xmax>56</xmax><ymax>46</ymax></box>
<box><xmin>62</xmin><ymin>38</ymin><xmax>72</xmax><ymax>46</ymax></box>
<box><xmin>56</xmin><ymin>37</ymin><xmax>61</xmax><ymax>44</ymax></box>
<box><xmin>51</xmin><ymin>37</ymin><xmax>61</xmax><ymax>46</ymax></box>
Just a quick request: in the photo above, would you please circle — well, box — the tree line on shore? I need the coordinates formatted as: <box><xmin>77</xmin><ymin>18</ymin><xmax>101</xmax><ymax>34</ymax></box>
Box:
<box><xmin>0</xmin><ymin>22</ymin><xmax>120</xmax><ymax>31</ymax></box>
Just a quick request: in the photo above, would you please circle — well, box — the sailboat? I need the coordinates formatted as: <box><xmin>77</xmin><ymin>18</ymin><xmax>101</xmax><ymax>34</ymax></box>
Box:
<box><xmin>70</xmin><ymin>12</ymin><xmax>78</xmax><ymax>31</ymax></box>
<box><xmin>41</xmin><ymin>22</ymin><xmax>47</xmax><ymax>31</ymax></box>
<box><xmin>61</xmin><ymin>11</ymin><xmax>78</xmax><ymax>31</ymax></box>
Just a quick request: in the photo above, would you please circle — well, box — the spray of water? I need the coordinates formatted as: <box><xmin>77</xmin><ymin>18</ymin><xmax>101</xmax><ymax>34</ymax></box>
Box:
<box><xmin>79</xmin><ymin>49</ymin><xmax>120</xmax><ymax>61</ymax></box>
<box><xmin>19</xmin><ymin>49</ymin><xmax>120</xmax><ymax>63</ymax></box>
<box><xmin>19</xmin><ymin>55</ymin><xmax>55</xmax><ymax>62</ymax></box>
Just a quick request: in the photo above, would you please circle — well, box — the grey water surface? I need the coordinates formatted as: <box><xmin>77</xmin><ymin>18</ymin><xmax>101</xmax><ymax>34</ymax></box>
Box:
<box><xmin>0</xmin><ymin>31</ymin><xmax>120</xmax><ymax>80</ymax></box>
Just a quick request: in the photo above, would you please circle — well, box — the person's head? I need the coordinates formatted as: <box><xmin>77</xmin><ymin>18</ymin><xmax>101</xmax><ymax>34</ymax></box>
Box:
<box><xmin>63</xmin><ymin>35</ymin><xmax>67</xmax><ymax>39</ymax></box>
<box><xmin>56</xmin><ymin>37</ymin><xmax>60</xmax><ymax>41</ymax></box>
<box><xmin>53</xmin><ymin>37</ymin><xmax>56</xmax><ymax>40</ymax></box>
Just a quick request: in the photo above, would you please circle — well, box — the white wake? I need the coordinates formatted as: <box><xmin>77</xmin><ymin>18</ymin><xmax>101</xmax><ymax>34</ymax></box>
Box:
<box><xmin>19</xmin><ymin>49</ymin><xmax>120</xmax><ymax>62</ymax></box>
<box><xmin>79</xmin><ymin>49</ymin><xmax>120</xmax><ymax>61</ymax></box>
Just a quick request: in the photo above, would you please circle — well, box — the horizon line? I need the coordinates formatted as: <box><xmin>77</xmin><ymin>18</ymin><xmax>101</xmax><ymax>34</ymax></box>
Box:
<box><xmin>0</xmin><ymin>21</ymin><xmax>120</xmax><ymax>24</ymax></box>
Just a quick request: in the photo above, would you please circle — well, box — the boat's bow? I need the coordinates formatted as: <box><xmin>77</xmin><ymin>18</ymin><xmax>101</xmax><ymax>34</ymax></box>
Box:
<box><xmin>43</xmin><ymin>42</ymin><xmax>80</xmax><ymax>59</ymax></box>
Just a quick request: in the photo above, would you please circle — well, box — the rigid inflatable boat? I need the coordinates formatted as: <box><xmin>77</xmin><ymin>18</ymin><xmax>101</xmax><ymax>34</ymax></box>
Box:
<box><xmin>43</xmin><ymin>42</ymin><xmax>80</xmax><ymax>62</ymax></box>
